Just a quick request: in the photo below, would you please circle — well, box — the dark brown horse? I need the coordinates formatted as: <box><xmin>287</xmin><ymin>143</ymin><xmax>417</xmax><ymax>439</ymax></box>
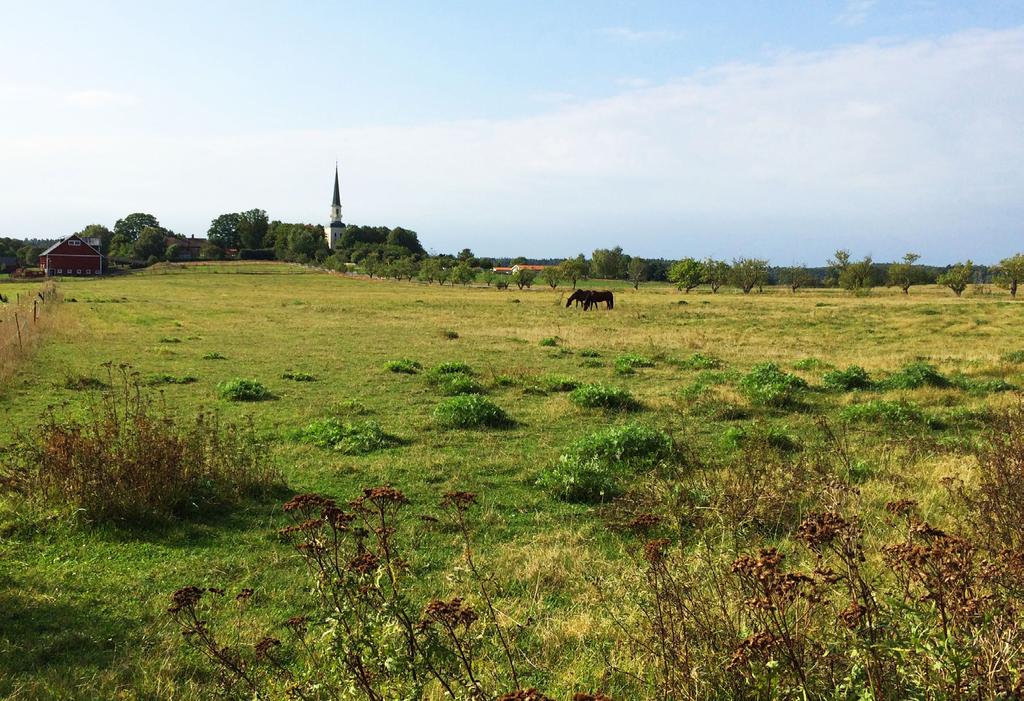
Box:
<box><xmin>584</xmin><ymin>290</ymin><xmax>614</xmax><ymax>310</ymax></box>
<box><xmin>566</xmin><ymin>289</ymin><xmax>590</xmax><ymax>308</ymax></box>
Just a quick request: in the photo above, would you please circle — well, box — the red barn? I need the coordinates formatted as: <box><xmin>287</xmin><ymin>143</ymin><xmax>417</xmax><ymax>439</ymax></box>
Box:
<box><xmin>39</xmin><ymin>234</ymin><xmax>104</xmax><ymax>276</ymax></box>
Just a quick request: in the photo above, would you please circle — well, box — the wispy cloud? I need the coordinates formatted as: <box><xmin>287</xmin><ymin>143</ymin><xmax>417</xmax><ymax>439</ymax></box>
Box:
<box><xmin>836</xmin><ymin>0</ymin><xmax>877</xmax><ymax>27</ymax></box>
<box><xmin>2</xmin><ymin>28</ymin><xmax>1022</xmax><ymax>262</ymax></box>
<box><xmin>65</xmin><ymin>89</ymin><xmax>137</xmax><ymax>108</ymax></box>
<box><xmin>595</xmin><ymin>26</ymin><xmax>681</xmax><ymax>43</ymax></box>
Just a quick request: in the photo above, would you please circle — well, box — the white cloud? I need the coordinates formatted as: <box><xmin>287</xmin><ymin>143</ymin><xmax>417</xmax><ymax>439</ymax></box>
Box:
<box><xmin>836</xmin><ymin>0</ymin><xmax>877</xmax><ymax>27</ymax></box>
<box><xmin>1</xmin><ymin>28</ymin><xmax>1022</xmax><ymax>262</ymax></box>
<box><xmin>65</xmin><ymin>89</ymin><xmax>137</xmax><ymax>108</ymax></box>
<box><xmin>595</xmin><ymin>26</ymin><xmax>682</xmax><ymax>43</ymax></box>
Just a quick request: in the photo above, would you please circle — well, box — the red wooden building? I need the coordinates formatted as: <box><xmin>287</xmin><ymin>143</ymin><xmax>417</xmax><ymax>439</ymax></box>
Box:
<box><xmin>39</xmin><ymin>234</ymin><xmax>104</xmax><ymax>276</ymax></box>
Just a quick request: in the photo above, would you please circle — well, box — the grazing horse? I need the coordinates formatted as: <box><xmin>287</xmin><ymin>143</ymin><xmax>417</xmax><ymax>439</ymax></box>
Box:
<box><xmin>566</xmin><ymin>289</ymin><xmax>590</xmax><ymax>308</ymax></box>
<box><xmin>584</xmin><ymin>290</ymin><xmax>614</xmax><ymax>310</ymax></box>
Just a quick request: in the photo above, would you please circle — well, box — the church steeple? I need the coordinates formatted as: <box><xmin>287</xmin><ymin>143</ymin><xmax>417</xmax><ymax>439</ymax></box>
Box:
<box><xmin>325</xmin><ymin>164</ymin><xmax>345</xmax><ymax>249</ymax></box>
<box><xmin>330</xmin><ymin>164</ymin><xmax>343</xmax><ymax>224</ymax></box>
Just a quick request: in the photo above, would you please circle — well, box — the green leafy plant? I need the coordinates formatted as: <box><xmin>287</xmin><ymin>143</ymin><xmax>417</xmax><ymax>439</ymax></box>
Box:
<box><xmin>537</xmin><ymin>422</ymin><xmax>673</xmax><ymax>502</ymax></box>
<box><xmin>539</xmin><ymin>337</ymin><xmax>559</xmax><ymax>347</ymax></box>
<box><xmin>201</xmin><ymin>351</ymin><xmax>226</xmax><ymax>360</ymax></box>
<box><xmin>822</xmin><ymin>365</ymin><xmax>873</xmax><ymax>391</ymax></box>
<box><xmin>435</xmin><ymin>373</ymin><xmax>484</xmax><ymax>396</ymax></box>
<box><xmin>145</xmin><ymin>373</ymin><xmax>198</xmax><ymax>386</ymax></box>
<box><xmin>282</xmin><ymin>371</ymin><xmax>316</xmax><ymax>382</ymax></box>
<box><xmin>216</xmin><ymin>378</ymin><xmax>273</xmax><ymax>402</ymax></box>
<box><xmin>384</xmin><ymin>358</ymin><xmax>422</xmax><ymax>374</ymax></box>
<box><xmin>569</xmin><ymin>383</ymin><xmax>642</xmax><ymax>411</ymax></box>
<box><xmin>676</xmin><ymin>352</ymin><xmax>723</xmax><ymax>370</ymax></box>
<box><xmin>578</xmin><ymin>348</ymin><xmax>602</xmax><ymax>358</ymax></box>
<box><xmin>879</xmin><ymin>361</ymin><xmax>950</xmax><ymax>390</ymax></box>
<box><xmin>294</xmin><ymin>418</ymin><xmax>400</xmax><ymax>454</ymax></box>
<box><xmin>840</xmin><ymin>399</ymin><xmax>928</xmax><ymax>426</ymax></box>
<box><xmin>540</xmin><ymin>374</ymin><xmax>580</xmax><ymax>392</ymax></box>
<box><xmin>738</xmin><ymin>363</ymin><xmax>807</xmax><ymax>407</ymax></box>
<box><xmin>433</xmin><ymin>396</ymin><xmax>512</xmax><ymax>429</ymax></box>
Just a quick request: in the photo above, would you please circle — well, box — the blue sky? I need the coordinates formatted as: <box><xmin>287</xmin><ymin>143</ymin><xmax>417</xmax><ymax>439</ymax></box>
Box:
<box><xmin>1</xmin><ymin>1</ymin><xmax>1022</xmax><ymax>263</ymax></box>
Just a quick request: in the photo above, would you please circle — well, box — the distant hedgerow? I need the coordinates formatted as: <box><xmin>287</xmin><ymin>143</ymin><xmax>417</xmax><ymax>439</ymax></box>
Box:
<box><xmin>738</xmin><ymin>363</ymin><xmax>807</xmax><ymax>407</ymax></box>
<box><xmin>569</xmin><ymin>383</ymin><xmax>642</xmax><ymax>411</ymax></box>
<box><xmin>294</xmin><ymin>418</ymin><xmax>400</xmax><ymax>455</ymax></box>
<box><xmin>537</xmin><ymin>422</ymin><xmax>673</xmax><ymax>502</ymax></box>
<box><xmin>433</xmin><ymin>395</ymin><xmax>512</xmax><ymax>429</ymax></box>
<box><xmin>822</xmin><ymin>365</ymin><xmax>873</xmax><ymax>392</ymax></box>
<box><xmin>385</xmin><ymin>359</ymin><xmax>422</xmax><ymax>374</ymax></box>
<box><xmin>217</xmin><ymin>378</ymin><xmax>273</xmax><ymax>402</ymax></box>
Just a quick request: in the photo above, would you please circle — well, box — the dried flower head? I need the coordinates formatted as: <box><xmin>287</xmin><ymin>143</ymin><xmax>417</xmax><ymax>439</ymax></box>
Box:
<box><xmin>496</xmin><ymin>690</ymin><xmax>556</xmax><ymax>701</ymax></box>
<box><xmin>254</xmin><ymin>636</ymin><xmax>281</xmax><ymax>658</ymax></box>
<box><xmin>643</xmin><ymin>538</ymin><xmax>672</xmax><ymax>564</ymax></box>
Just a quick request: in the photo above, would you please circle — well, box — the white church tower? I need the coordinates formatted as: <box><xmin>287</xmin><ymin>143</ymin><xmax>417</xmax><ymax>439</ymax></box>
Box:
<box><xmin>324</xmin><ymin>165</ymin><xmax>344</xmax><ymax>249</ymax></box>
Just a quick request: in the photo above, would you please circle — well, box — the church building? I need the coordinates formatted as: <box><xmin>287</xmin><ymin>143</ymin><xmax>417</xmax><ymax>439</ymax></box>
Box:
<box><xmin>324</xmin><ymin>165</ymin><xmax>344</xmax><ymax>250</ymax></box>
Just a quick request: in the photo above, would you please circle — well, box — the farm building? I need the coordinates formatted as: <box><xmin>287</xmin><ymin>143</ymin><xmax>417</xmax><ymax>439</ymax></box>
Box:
<box><xmin>492</xmin><ymin>264</ymin><xmax>548</xmax><ymax>274</ymax></box>
<box><xmin>38</xmin><ymin>234</ymin><xmax>104</xmax><ymax>276</ymax></box>
<box><xmin>165</xmin><ymin>235</ymin><xmax>207</xmax><ymax>260</ymax></box>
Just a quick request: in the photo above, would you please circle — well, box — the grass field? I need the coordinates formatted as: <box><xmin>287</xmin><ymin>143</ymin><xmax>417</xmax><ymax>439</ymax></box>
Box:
<box><xmin>2</xmin><ymin>262</ymin><xmax>1023</xmax><ymax>699</ymax></box>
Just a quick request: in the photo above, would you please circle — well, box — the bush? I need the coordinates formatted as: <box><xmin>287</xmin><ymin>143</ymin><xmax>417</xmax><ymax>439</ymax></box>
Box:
<box><xmin>433</xmin><ymin>395</ymin><xmax>512</xmax><ymax>429</ymax></box>
<box><xmin>676</xmin><ymin>352</ymin><xmax>723</xmax><ymax>370</ymax></box>
<box><xmin>217</xmin><ymin>378</ymin><xmax>273</xmax><ymax>402</ymax></box>
<box><xmin>879</xmin><ymin>361</ymin><xmax>950</xmax><ymax>390</ymax></box>
<box><xmin>578</xmin><ymin>348</ymin><xmax>602</xmax><ymax>358</ymax></box>
<box><xmin>822</xmin><ymin>365</ymin><xmax>873</xmax><ymax>392</ymax></box>
<box><xmin>616</xmin><ymin>353</ymin><xmax>655</xmax><ymax>370</ymax></box>
<box><xmin>145</xmin><ymin>373</ymin><xmax>198</xmax><ymax>386</ymax></box>
<box><xmin>427</xmin><ymin>361</ymin><xmax>473</xmax><ymax>378</ymax></box>
<box><xmin>950</xmin><ymin>374</ymin><xmax>1016</xmax><ymax>394</ymax></box>
<box><xmin>540</xmin><ymin>374</ymin><xmax>580</xmax><ymax>392</ymax></box>
<box><xmin>539</xmin><ymin>337</ymin><xmax>558</xmax><ymax>347</ymax></box>
<box><xmin>720</xmin><ymin>423</ymin><xmax>800</xmax><ymax>453</ymax></box>
<box><xmin>840</xmin><ymin>399</ymin><xmax>927</xmax><ymax>426</ymax></box>
<box><xmin>282</xmin><ymin>371</ymin><xmax>316</xmax><ymax>382</ymax></box>
<box><xmin>537</xmin><ymin>422</ymin><xmax>673</xmax><ymax>502</ymax></box>
<box><xmin>294</xmin><ymin>418</ymin><xmax>400</xmax><ymax>455</ymax></box>
<box><xmin>569</xmin><ymin>383</ymin><xmax>642</xmax><ymax>411</ymax></box>
<box><xmin>738</xmin><ymin>363</ymin><xmax>807</xmax><ymax>407</ymax></box>
<box><xmin>0</xmin><ymin>370</ymin><xmax>281</xmax><ymax>522</ymax></box>
<box><xmin>385</xmin><ymin>358</ymin><xmax>422</xmax><ymax>374</ymax></box>
<box><xmin>202</xmin><ymin>351</ymin><xmax>226</xmax><ymax>360</ymax></box>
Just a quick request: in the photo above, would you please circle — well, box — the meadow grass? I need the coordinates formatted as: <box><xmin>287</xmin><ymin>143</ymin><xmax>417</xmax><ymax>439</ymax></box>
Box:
<box><xmin>1</xmin><ymin>263</ymin><xmax>1023</xmax><ymax>698</ymax></box>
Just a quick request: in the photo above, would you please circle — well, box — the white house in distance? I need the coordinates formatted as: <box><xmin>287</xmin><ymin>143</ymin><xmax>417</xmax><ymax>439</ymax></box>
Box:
<box><xmin>324</xmin><ymin>165</ymin><xmax>344</xmax><ymax>250</ymax></box>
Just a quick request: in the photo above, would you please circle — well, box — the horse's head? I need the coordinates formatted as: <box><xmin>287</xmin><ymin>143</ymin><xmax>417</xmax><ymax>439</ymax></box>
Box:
<box><xmin>566</xmin><ymin>290</ymin><xmax>580</xmax><ymax>307</ymax></box>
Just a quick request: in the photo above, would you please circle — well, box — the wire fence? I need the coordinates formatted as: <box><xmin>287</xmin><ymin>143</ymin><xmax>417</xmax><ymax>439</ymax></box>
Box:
<box><xmin>0</xmin><ymin>282</ymin><xmax>62</xmax><ymax>380</ymax></box>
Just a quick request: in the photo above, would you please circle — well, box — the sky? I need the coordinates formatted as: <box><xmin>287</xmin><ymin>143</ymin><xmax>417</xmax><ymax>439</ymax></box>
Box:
<box><xmin>1</xmin><ymin>1</ymin><xmax>1022</xmax><ymax>263</ymax></box>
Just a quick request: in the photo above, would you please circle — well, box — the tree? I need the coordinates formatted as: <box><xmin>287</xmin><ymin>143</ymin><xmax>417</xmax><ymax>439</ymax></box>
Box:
<box><xmin>481</xmin><ymin>269</ymin><xmax>496</xmax><ymax>287</ymax></box>
<box><xmin>590</xmin><ymin>247</ymin><xmax>627</xmax><ymax>279</ymax></box>
<box><xmin>15</xmin><ymin>244</ymin><xmax>41</xmax><ymax>267</ymax></box>
<box><xmin>731</xmin><ymin>258</ymin><xmax>769</xmax><ymax>294</ymax></box>
<box><xmin>435</xmin><ymin>263</ymin><xmax>452</xmax><ymax>286</ymax></box>
<box><xmin>236</xmin><ymin>209</ymin><xmax>269</xmax><ymax>250</ymax></box>
<box><xmin>457</xmin><ymin>248</ymin><xmax>475</xmax><ymax>263</ymax></box>
<box><xmin>207</xmin><ymin>213</ymin><xmax>241</xmax><ymax>249</ymax></box>
<box><xmin>558</xmin><ymin>255</ymin><xmax>588</xmax><ymax>288</ymax></box>
<box><xmin>362</xmin><ymin>253</ymin><xmax>381</xmax><ymax>278</ymax></box>
<box><xmin>995</xmin><ymin>253</ymin><xmax>1024</xmax><ymax>298</ymax></box>
<box><xmin>826</xmin><ymin>249</ymin><xmax>851</xmax><ymax>287</ymax></box>
<box><xmin>702</xmin><ymin>259</ymin><xmax>730</xmax><ymax>293</ymax></box>
<box><xmin>887</xmin><ymin>253</ymin><xmax>921</xmax><ymax>294</ymax></box>
<box><xmin>76</xmin><ymin>224</ymin><xmax>114</xmax><ymax>254</ymax></box>
<box><xmin>134</xmin><ymin>226</ymin><xmax>168</xmax><ymax>261</ymax></box>
<box><xmin>829</xmin><ymin>250</ymin><xmax>874</xmax><ymax>292</ymax></box>
<box><xmin>937</xmin><ymin>260</ymin><xmax>974</xmax><ymax>297</ymax></box>
<box><xmin>452</xmin><ymin>263</ymin><xmax>475</xmax><ymax>286</ymax></box>
<box><xmin>165</xmin><ymin>243</ymin><xmax>184</xmax><ymax>261</ymax></box>
<box><xmin>627</xmin><ymin>258</ymin><xmax>648</xmax><ymax>290</ymax></box>
<box><xmin>512</xmin><ymin>269</ymin><xmax>536</xmax><ymax>290</ymax></box>
<box><xmin>668</xmin><ymin>258</ymin><xmax>704</xmax><ymax>293</ymax></box>
<box><xmin>114</xmin><ymin>213</ymin><xmax>159</xmax><ymax>243</ymax></box>
<box><xmin>779</xmin><ymin>265</ymin><xmax>814</xmax><ymax>293</ymax></box>
<box><xmin>541</xmin><ymin>266</ymin><xmax>562</xmax><ymax>289</ymax></box>
<box><xmin>394</xmin><ymin>258</ymin><xmax>417</xmax><ymax>281</ymax></box>
<box><xmin>417</xmin><ymin>259</ymin><xmax>441</xmax><ymax>284</ymax></box>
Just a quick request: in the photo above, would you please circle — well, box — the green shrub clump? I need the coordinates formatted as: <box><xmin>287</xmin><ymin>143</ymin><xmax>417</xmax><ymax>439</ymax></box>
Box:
<box><xmin>578</xmin><ymin>348</ymin><xmax>602</xmax><ymax>358</ymax></box>
<box><xmin>822</xmin><ymin>365</ymin><xmax>873</xmax><ymax>392</ymax></box>
<box><xmin>840</xmin><ymin>400</ymin><xmax>927</xmax><ymax>426</ymax></box>
<box><xmin>539</xmin><ymin>337</ymin><xmax>559</xmax><ymax>347</ymax></box>
<box><xmin>145</xmin><ymin>373</ymin><xmax>198</xmax><ymax>386</ymax></box>
<box><xmin>738</xmin><ymin>363</ymin><xmax>807</xmax><ymax>407</ymax></box>
<box><xmin>615</xmin><ymin>354</ymin><xmax>655</xmax><ymax>374</ymax></box>
<box><xmin>282</xmin><ymin>371</ymin><xmax>317</xmax><ymax>382</ymax></box>
<box><xmin>436</xmin><ymin>373</ymin><xmax>484</xmax><ymax>396</ymax></box>
<box><xmin>385</xmin><ymin>359</ymin><xmax>422</xmax><ymax>374</ymax></box>
<box><xmin>202</xmin><ymin>351</ymin><xmax>226</xmax><ymax>360</ymax></box>
<box><xmin>537</xmin><ymin>422</ymin><xmax>673</xmax><ymax>502</ymax></box>
<box><xmin>217</xmin><ymin>378</ymin><xmax>272</xmax><ymax>402</ymax></box>
<box><xmin>879</xmin><ymin>361</ymin><xmax>950</xmax><ymax>390</ymax></box>
<box><xmin>433</xmin><ymin>395</ymin><xmax>512</xmax><ymax>429</ymax></box>
<box><xmin>569</xmin><ymin>384</ymin><xmax>642</xmax><ymax>411</ymax></box>
<box><xmin>426</xmin><ymin>361</ymin><xmax>473</xmax><ymax>378</ymax></box>
<box><xmin>541</xmin><ymin>375</ymin><xmax>580</xmax><ymax>392</ymax></box>
<box><xmin>676</xmin><ymin>352</ymin><xmax>723</xmax><ymax>370</ymax></box>
<box><xmin>295</xmin><ymin>418</ymin><xmax>399</xmax><ymax>455</ymax></box>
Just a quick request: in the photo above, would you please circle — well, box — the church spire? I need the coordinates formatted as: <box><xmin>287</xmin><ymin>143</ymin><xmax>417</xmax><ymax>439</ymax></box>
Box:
<box><xmin>332</xmin><ymin>163</ymin><xmax>341</xmax><ymax>208</ymax></box>
<box><xmin>329</xmin><ymin>164</ymin><xmax>343</xmax><ymax>225</ymax></box>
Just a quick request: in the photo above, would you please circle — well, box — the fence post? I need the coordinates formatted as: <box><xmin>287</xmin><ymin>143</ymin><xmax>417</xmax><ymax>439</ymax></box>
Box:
<box><xmin>15</xmin><ymin>311</ymin><xmax>23</xmax><ymax>353</ymax></box>
<box><xmin>34</xmin><ymin>300</ymin><xmax>38</xmax><ymax>323</ymax></box>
